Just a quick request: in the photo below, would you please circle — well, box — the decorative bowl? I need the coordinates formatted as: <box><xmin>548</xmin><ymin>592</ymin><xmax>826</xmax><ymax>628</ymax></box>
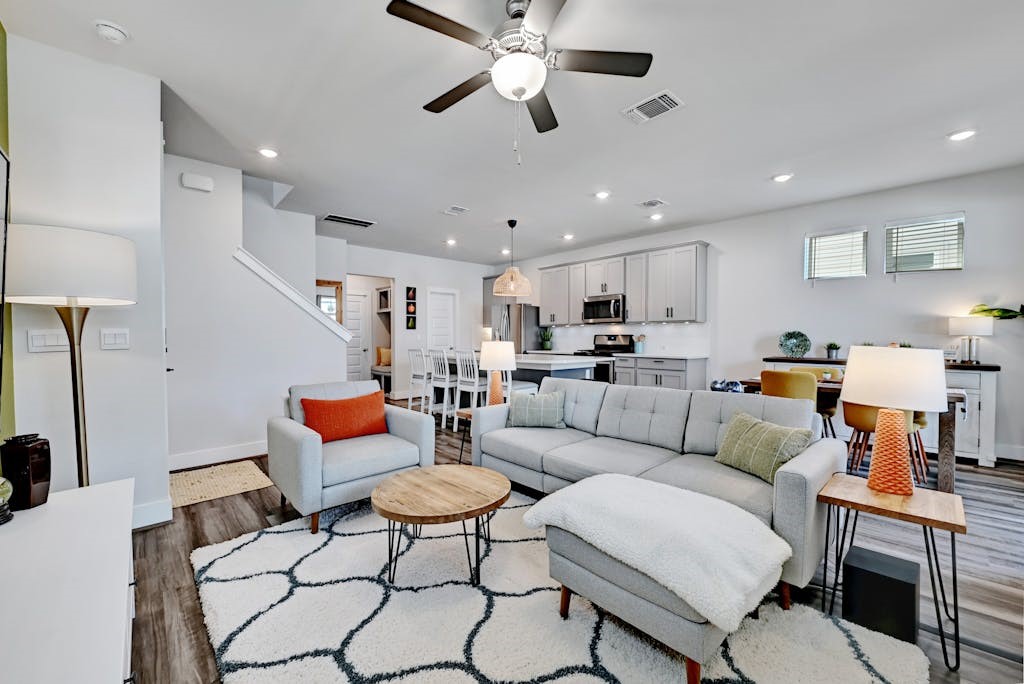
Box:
<box><xmin>779</xmin><ymin>331</ymin><xmax>812</xmax><ymax>358</ymax></box>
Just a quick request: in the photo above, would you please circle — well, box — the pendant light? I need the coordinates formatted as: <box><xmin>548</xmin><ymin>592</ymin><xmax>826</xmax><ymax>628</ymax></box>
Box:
<box><xmin>493</xmin><ymin>219</ymin><xmax>532</xmax><ymax>297</ymax></box>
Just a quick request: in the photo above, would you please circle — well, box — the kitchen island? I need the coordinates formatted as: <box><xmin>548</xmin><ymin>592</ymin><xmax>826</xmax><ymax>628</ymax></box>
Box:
<box><xmin>513</xmin><ymin>354</ymin><xmax>600</xmax><ymax>383</ymax></box>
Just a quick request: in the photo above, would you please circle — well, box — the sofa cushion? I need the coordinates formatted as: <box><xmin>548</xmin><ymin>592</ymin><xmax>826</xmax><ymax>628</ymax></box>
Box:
<box><xmin>596</xmin><ymin>385</ymin><xmax>691</xmax><ymax>451</ymax></box>
<box><xmin>538</xmin><ymin>377</ymin><xmax>608</xmax><ymax>434</ymax></box>
<box><xmin>321</xmin><ymin>433</ymin><xmax>419</xmax><ymax>486</ymax></box>
<box><xmin>640</xmin><ymin>454</ymin><xmax>774</xmax><ymax>525</ymax></box>
<box><xmin>480</xmin><ymin>427</ymin><xmax>593</xmax><ymax>472</ymax></box>
<box><xmin>715</xmin><ymin>412</ymin><xmax>813</xmax><ymax>484</ymax></box>
<box><xmin>508</xmin><ymin>390</ymin><xmax>566</xmax><ymax>428</ymax></box>
<box><xmin>683</xmin><ymin>391</ymin><xmax>814</xmax><ymax>456</ymax></box>
<box><xmin>544</xmin><ymin>437</ymin><xmax>678</xmax><ymax>483</ymax></box>
<box><xmin>289</xmin><ymin>380</ymin><xmax>381</xmax><ymax>425</ymax></box>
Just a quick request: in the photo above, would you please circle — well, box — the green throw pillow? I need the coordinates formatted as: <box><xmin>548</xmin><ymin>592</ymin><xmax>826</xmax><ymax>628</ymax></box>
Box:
<box><xmin>507</xmin><ymin>390</ymin><xmax>566</xmax><ymax>428</ymax></box>
<box><xmin>715</xmin><ymin>412</ymin><xmax>813</xmax><ymax>484</ymax></box>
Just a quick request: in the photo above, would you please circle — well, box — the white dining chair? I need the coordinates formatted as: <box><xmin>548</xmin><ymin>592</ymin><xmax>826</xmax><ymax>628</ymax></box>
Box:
<box><xmin>453</xmin><ymin>350</ymin><xmax>488</xmax><ymax>431</ymax></box>
<box><xmin>428</xmin><ymin>349</ymin><xmax>457</xmax><ymax>429</ymax></box>
<box><xmin>407</xmin><ymin>348</ymin><xmax>431</xmax><ymax>413</ymax></box>
<box><xmin>486</xmin><ymin>370</ymin><xmax>539</xmax><ymax>404</ymax></box>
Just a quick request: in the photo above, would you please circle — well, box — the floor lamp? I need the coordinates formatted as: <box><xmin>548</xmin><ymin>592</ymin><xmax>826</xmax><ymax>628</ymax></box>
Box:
<box><xmin>5</xmin><ymin>225</ymin><xmax>137</xmax><ymax>487</ymax></box>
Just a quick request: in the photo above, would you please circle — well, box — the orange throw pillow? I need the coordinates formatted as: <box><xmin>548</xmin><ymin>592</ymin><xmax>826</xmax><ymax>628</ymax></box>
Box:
<box><xmin>301</xmin><ymin>391</ymin><xmax>388</xmax><ymax>443</ymax></box>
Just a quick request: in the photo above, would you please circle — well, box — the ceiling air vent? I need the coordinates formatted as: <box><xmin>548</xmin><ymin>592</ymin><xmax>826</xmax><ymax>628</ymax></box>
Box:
<box><xmin>638</xmin><ymin>198</ymin><xmax>667</xmax><ymax>209</ymax></box>
<box><xmin>322</xmin><ymin>214</ymin><xmax>376</xmax><ymax>228</ymax></box>
<box><xmin>622</xmin><ymin>90</ymin><xmax>683</xmax><ymax>124</ymax></box>
<box><xmin>443</xmin><ymin>205</ymin><xmax>470</xmax><ymax>216</ymax></box>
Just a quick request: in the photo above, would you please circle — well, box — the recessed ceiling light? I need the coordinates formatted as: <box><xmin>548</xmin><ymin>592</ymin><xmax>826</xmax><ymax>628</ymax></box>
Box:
<box><xmin>649</xmin><ymin>213</ymin><xmax>664</xmax><ymax>221</ymax></box>
<box><xmin>772</xmin><ymin>173</ymin><xmax>794</xmax><ymax>183</ymax></box>
<box><xmin>563</xmin><ymin>234</ymin><xmax>575</xmax><ymax>241</ymax></box>
<box><xmin>594</xmin><ymin>191</ymin><xmax>610</xmax><ymax>200</ymax></box>
<box><xmin>446</xmin><ymin>239</ymin><xmax>457</xmax><ymax>246</ymax></box>
<box><xmin>501</xmin><ymin>248</ymin><xmax>511</xmax><ymax>256</ymax></box>
<box><xmin>94</xmin><ymin>20</ymin><xmax>130</xmax><ymax>44</ymax></box>
<box><xmin>947</xmin><ymin>129</ymin><xmax>976</xmax><ymax>142</ymax></box>
<box><xmin>259</xmin><ymin>148</ymin><xmax>279</xmax><ymax>159</ymax></box>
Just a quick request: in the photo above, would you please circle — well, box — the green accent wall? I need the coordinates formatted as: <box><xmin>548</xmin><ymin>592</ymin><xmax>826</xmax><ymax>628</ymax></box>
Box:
<box><xmin>0</xmin><ymin>20</ymin><xmax>12</xmax><ymax>445</ymax></box>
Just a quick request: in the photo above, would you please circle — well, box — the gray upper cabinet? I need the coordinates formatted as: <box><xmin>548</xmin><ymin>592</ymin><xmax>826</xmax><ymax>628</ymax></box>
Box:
<box><xmin>568</xmin><ymin>263</ymin><xmax>587</xmax><ymax>324</ymax></box>
<box><xmin>540</xmin><ymin>267</ymin><xmax>569</xmax><ymax>325</ymax></box>
<box><xmin>585</xmin><ymin>257</ymin><xmax>625</xmax><ymax>296</ymax></box>
<box><xmin>647</xmin><ymin>243</ymin><xmax>707</xmax><ymax>323</ymax></box>
<box><xmin>482</xmin><ymin>276</ymin><xmax>496</xmax><ymax>327</ymax></box>
<box><xmin>625</xmin><ymin>253</ymin><xmax>647</xmax><ymax>322</ymax></box>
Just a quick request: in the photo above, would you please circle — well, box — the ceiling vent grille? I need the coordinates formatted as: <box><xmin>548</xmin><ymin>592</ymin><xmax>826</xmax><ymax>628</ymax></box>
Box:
<box><xmin>638</xmin><ymin>198</ymin><xmax>667</xmax><ymax>209</ymax></box>
<box><xmin>322</xmin><ymin>214</ymin><xmax>376</xmax><ymax>228</ymax></box>
<box><xmin>443</xmin><ymin>205</ymin><xmax>470</xmax><ymax>216</ymax></box>
<box><xmin>622</xmin><ymin>90</ymin><xmax>683</xmax><ymax>124</ymax></box>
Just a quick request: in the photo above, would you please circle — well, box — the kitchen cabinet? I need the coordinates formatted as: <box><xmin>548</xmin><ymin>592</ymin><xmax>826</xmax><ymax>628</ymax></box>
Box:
<box><xmin>585</xmin><ymin>257</ymin><xmax>625</xmax><ymax>296</ymax></box>
<box><xmin>646</xmin><ymin>243</ymin><xmax>706</xmax><ymax>323</ymax></box>
<box><xmin>481</xmin><ymin>276</ymin><xmax>496</xmax><ymax>327</ymax></box>
<box><xmin>613</xmin><ymin>356</ymin><xmax>707</xmax><ymax>389</ymax></box>
<box><xmin>569</xmin><ymin>263</ymin><xmax>587</xmax><ymax>324</ymax></box>
<box><xmin>540</xmin><ymin>267</ymin><xmax>569</xmax><ymax>325</ymax></box>
<box><xmin>614</xmin><ymin>367</ymin><xmax>636</xmax><ymax>386</ymax></box>
<box><xmin>625</xmin><ymin>253</ymin><xmax>647</xmax><ymax>322</ymax></box>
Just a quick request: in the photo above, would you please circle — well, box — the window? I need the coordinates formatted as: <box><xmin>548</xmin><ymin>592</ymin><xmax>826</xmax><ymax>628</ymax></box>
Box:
<box><xmin>804</xmin><ymin>228</ymin><xmax>868</xmax><ymax>280</ymax></box>
<box><xmin>317</xmin><ymin>295</ymin><xmax>336</xmax><ymax>316</ymax></box>
<box><xmin>885</xmin><ymin>213</ymin><xmax>964</xmax><ymax>274</ymax></box>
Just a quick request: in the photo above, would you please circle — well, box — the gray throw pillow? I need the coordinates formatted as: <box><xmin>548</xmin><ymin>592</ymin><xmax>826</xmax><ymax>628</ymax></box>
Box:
<box><xmin>715</xmin><ymin>412</ymin><xmax>812</xmax><ymax>484</ymax></box>
<box><xmin>507</xmin><ymin>391</ymin><xmax>566</xmax><ymax>428</ymax></box>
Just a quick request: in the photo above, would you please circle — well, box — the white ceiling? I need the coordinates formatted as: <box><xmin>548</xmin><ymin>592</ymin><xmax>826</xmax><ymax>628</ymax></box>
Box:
<box><xmin>3</xmin><ymin>0</ymin><xmax>1024</xmax><ymax>265</ymax></box>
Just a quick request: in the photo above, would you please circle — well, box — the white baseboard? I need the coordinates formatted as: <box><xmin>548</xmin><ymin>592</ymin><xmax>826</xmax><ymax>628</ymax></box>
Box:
<box><xmin>133</xmin><ymin>496</ymin><xmax>172</xmax><ymax>529</ymax></box>
<box><xmin>996</xmin><ymin>443</ymin><xmax>1024</xmax><ymax>462</ymax></box>
<box><xmin>170</xmin><ymin>440</ymin><xmax>267</xmax><ymax>472</ymax></box>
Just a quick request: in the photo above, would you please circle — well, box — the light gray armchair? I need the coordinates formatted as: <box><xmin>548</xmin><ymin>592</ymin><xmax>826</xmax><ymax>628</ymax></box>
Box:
<box><xmin>268</xmin><ymin>380</ymin><xmax>434</xmax><ymax>533</ymax></box>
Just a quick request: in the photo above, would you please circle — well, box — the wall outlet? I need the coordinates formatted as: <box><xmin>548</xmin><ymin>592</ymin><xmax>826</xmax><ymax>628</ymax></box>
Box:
<box><xmin>100</xmin><ymin>328</ymin><xmax>131</xmax><ymax>350</ymax></box>
<box><xmin>27</xmin><ymin>329</ymin><xmax>69</xmax><ymax>353</ymax></box>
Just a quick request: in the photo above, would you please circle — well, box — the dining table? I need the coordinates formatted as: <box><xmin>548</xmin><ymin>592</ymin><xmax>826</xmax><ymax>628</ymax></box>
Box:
<box><xmin>739</xmin><ymin>378</ymin><xmax>967</xmax><ymax>494</ymax></box>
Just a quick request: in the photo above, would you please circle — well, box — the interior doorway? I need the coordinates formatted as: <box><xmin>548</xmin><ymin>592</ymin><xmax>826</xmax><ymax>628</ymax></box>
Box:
<box><xmin>427</xmin><ymin>288</ymin><xmax>458</xmax><ymax>351</ymax></box>
<box><xmin>348</xmin><ymin>274</ymin><xmax>395</xmax><ymax>393</ymax></box>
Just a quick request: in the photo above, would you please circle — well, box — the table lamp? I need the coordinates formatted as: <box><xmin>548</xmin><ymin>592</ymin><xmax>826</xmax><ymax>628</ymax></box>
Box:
<box><xmin>840</xmin><ymin>346</ymin><xmax>947</xmax><ymax>496</ymax></box>
<box><xmin>5</xmin><ymin>225</ymin><xmax>138</xmax><ymax>488</ymax></box>
<box><xmin>479</xmin><ymin>341</ymin><xmax>516</xmax><ymax>406</ymax></box>
<box><xmin>948</xmin><ymin>316</ymin><xmax>993</xmax><ymax>364</ymax></box>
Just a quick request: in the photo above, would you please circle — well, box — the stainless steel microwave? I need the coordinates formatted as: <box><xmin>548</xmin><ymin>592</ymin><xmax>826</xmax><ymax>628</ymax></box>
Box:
<box><xmin>583</xmin><ymin>294</ymin><xmax>625</xmax><ymax>324</ymax></box>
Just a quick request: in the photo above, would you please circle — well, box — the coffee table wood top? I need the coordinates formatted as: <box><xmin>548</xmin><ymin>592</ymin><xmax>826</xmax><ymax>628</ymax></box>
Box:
<box><xmin>371</xmin><ymin>465</ymin><xmax>511</xmax><ymax>525</ymax></box>
<box><xmin>817</xmin><ymin>473</ymin><xmax>967</xmax><ymax>534</ymax></box>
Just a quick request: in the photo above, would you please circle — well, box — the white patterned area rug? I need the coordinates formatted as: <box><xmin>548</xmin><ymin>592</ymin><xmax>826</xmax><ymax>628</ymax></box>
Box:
<box><xmin>191</xmin><ymin>492</ymin><xmax>929</xmax><ymax>683</ymax></box>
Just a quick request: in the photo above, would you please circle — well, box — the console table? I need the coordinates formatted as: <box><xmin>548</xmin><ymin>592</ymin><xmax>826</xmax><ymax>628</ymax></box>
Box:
<box><xmin>0</xmin><ymin>479</ymin><xmax>136</xmax><ymax>683</ymax></box>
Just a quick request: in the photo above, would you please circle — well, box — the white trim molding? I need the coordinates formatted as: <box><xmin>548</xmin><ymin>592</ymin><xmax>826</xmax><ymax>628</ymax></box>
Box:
<box><xmin>133</xmin><ymin>496</ymin><xmax>172</xmax><ymax>529</ymax></box>
<box><xmin>234</xmin><ymin>247</ymin><xmax>353</xmax><ymax>343</ymax></box>
<box><xmin>170</xmin><ymin>440</ymin><xmax>268</xmax><ymax>472</ymax></box>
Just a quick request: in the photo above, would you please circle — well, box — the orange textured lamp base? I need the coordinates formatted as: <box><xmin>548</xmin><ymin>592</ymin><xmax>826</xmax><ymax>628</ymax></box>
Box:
<box><xmin>488</xmin><ymin>370</ymin><xmax>504</xmax><ymax>406</ymax></box>
<box><xmin>866</xmin><ymin>407</ymin><xmax>915</xmax><ymax>496</ymax></box>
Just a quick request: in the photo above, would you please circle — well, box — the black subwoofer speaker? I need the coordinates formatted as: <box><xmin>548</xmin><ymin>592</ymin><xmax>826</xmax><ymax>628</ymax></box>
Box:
<box><xmin>842</xmin><ymin>545</ymin><xmax>920</xmax><ymax>643</ymax></box>
<box><xmin>1</xmin><ymin>434</ymin><xmax>52</xmax><ymax>510</ymax></box>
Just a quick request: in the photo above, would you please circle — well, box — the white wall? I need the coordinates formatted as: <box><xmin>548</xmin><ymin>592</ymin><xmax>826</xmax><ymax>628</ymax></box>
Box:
<box><xmin>316</xmin><ymin>234</ymin><xmax>348</xmax><ymax>284</ymax></box>
<box><xmin>515</xmin><ymin>164</ymin><xmax>1024</xmax><ymax>459</ymax></box>
<box><xmin>7</xmin><ymin>36</ymin><xmax>170</xmax><ymax>527</ymax></box>
<box><xmin>164</xmin><ymin>155</ymin><xmax>347</xmax><ymax>470</ymax></box>
<box><xmin>242</xmin><ymin>176</ymin><xmax>316</xmax><ymax>300</ymax></box>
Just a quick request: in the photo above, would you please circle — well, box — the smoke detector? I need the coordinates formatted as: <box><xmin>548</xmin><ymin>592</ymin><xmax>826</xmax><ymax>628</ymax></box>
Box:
<box><xmin>637</xmin><ymin>198</ymin><xmax>667</xmax><ymax>209</ymax></box>
<box><xmin>442</xmin><ymin>205</ymin><xmax>470</xmax><ymax>216</ymax></box>
<box><xmin>94</xmin><ymin>20</ymin><xmax>130</xmax><ymax>44</ymax></box>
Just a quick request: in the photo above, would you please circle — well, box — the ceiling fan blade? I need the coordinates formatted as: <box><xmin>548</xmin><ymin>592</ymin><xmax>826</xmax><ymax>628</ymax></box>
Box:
<box><xmin>386</xmin><ymin>0</ymin><xmax>492</xmax><ymax>49</ymax></box>
<box><xmin>424</xmin><ymin>72</ymin><xmax>492</xmax><ymax>113</ymax></box>
<box><xmin>526</xmin><ymin>89</ymin><xmax>558</xmax><ymax>133</ymax></box>
<box><xmin>553</xmin><ymin>49</ymin><xmax>653</xmax><ymax>77</ymax></box>
<box><xmin>522</xmin><ymin>0</ymin><xmax>568</xmax><ymax>36</ymax></box>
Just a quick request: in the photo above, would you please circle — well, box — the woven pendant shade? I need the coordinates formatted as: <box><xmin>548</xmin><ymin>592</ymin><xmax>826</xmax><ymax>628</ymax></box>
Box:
<box><xmin>493</xmin><ymin>266</ymin><xmax>532</xmax><ymax>297</ymax></box>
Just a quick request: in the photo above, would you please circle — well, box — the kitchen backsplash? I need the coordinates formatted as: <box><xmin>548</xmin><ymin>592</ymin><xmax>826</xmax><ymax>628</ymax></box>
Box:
<box><xmin>548</xmin><ymin>322</ymin><xmax>711</xmax><ymax>357</ymax></box>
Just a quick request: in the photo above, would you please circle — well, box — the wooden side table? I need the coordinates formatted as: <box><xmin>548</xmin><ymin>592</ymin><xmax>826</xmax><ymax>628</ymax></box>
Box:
<box><xmin>817</xmin><ymin>473</ymin><xmax>967</xmax><ymax>671</ymax></box>
<box><xmin>455</xmin><ymin>408</ymin><xmax>473</xmax><ymax>464</ymax></box>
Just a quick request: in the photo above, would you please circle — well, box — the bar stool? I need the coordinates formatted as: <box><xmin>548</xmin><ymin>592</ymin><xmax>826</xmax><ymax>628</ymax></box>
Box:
<box><xmin>789</xmin><ymin>366</ymin><xmax>844</xmax><ymax>438</ymax></box>
<box><xmin>407</xmin><ymin>348</ymin><xmax>431</xmax><ymax>413</ymax></box>
<box><xmin>912</xmin><ymin>411</ymin><xmax>930</xmax><ymax>477</ymax></box>
<box><xmin>843</xmin><ymin>402</ymin><xmax>927</xmax><ymax>483</ymax></box>
<box><xmin>500</xmin><ymin>370</ymin><xmax>539</xmax><ymax>403</ymax></box>
<box><xmin>428</xmin><ymin>349</ymin><xmax>457</xmax><ymax>429</ymax></box>
<box><xmin>453</xmin><ymin>350</ymin><xmax>488</xmax><ymax>432</ymax></box>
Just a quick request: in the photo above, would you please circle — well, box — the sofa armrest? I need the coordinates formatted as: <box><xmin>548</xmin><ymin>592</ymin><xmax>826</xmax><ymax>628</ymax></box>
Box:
<box><xmin>267</xmin><ymin>416</ymin><xmax>324</xmax><ymax>516</ymax></box>
<box><xmin>471</xmin><ymin>404</ymin><xmax>510</xmax><ymax>466</ymax></box>
<box><xmin>773</xmin><ymin>437</ymin><xmax>847</xmax><ymax>587</ymax></box>
<box><xmin>385</xmin><ymin>404</ymin><xmax>435</xmax><ymax>468</ymax></box>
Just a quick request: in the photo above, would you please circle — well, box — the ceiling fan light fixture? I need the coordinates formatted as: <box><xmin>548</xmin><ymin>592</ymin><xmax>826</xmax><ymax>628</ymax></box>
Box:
<box><xmin>491</xmin><ymin>52</ymin><xmax>547</xmax><ymax>101</ymax></box>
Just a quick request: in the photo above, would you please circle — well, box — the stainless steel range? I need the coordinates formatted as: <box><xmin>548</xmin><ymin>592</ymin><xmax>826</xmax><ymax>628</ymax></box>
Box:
<box><xmin>574</xmin><ymin>334</ymin><xmax>634</xmax><ymax>382</ymax></box>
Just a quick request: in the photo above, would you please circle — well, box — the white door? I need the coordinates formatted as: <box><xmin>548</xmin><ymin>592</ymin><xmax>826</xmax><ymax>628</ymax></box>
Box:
<box><xmin>427</xmin><ymin>290</ymin><xmax>456</xmax><ymax>350</ymax></box>
<box><xmin>344</xmin><ymin>292</ymin><xmax>370</xmax><ymax>380</ymax></box>
<box><xmin>569</xmin><ymin>263</ymin><xmax>587</xmax><ymax>324</ymax></box>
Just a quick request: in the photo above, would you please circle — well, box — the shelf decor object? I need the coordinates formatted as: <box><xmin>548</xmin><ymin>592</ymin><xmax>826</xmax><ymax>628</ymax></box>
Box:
<box><xmin>778</xmin><ymin>330</ymin><xmax>811</xmax><ymax>358</ymax></box>
<box><xmin>479</xmin><ymin>340</ymin><xmax>516</xmax><ymax>406</ymax></box>
<box><xmin>493</xmin><ymin>219</ymin><xmax>532</xmax><ymax>297</ymax></box>
<box><xmin>948</xmin><ymin>315</ymin><xmax>993</xmax><ymax>364</ymax></box>
<box><xmin>5</xmin><ymin>225</ymin><xmax>138</xmax><ymax>488</ymax></box>
<box><xmin>840</xmin><ymin>346</ymin><xmax>947</xmax><ymax>496</ymax></box>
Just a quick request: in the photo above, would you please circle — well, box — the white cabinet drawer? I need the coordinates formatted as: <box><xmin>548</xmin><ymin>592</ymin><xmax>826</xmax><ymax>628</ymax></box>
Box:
<box><xmin>946</xmin><ymin>371</ymin><xmax>980</xmax><ymax>389</ymax></box>
<box><xmin>636</xmin><ymin>358</ymin><xmax>686</xmax><ymax>371</ymax></box>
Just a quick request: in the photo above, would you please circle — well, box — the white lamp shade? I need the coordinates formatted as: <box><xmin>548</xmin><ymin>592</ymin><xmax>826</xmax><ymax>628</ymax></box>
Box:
<box><xmin>948</xmin><ymin>316</ymin><xmax>993</xmax><ymax>337</ymax></box>
<box><xmin>840</xmin><ymin>346</ymin><xmax>948</xmax><ymax>412</ymax></box>
<box><xmin>6</xmin><ymin>224</ymin><xmax>137</xmax><ymax>306</ymax></box>
<box><xmin>479</xmin><ymin>341</ymin><xmax>517</xmax><ymax>371</ymax></box>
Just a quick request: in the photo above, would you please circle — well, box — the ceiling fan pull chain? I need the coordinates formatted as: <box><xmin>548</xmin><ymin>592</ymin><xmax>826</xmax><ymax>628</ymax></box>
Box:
<box><xmin>513</xmin><ymin>99</ymin><xmax>523</xmax><ymax>166</ymax></box>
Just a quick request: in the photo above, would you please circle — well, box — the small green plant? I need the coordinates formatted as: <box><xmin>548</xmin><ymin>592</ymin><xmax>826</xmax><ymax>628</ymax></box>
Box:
<box><xmin>539</xmin><ymin>328</ymin><xmax>554</xmax><ymax>350</ymax></box>
<box><xmin>825</xmin><ymin>342</ymin><xmax>840</xmax><ymax>350</ymax></box>
<box><xmin>899</xmin><ymin>341</ymin><xmax>913</xmax><ymax>348</ymax></box>
<box><xmin>861</xmin><ymin>341</ymin><xmax>875</xmax><ymax>346</ymax></box>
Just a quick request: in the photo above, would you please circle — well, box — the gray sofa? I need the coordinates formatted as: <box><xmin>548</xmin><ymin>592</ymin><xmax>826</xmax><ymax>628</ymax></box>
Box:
<box><xmin>268</xmin><ymin>380</ymin><xmax>435</xmax><ymax>533</ymax></box>
<box><xmin>472</xmin><ymin>377</ymin><xmax>846</xmax><ymax>588</ymax></box>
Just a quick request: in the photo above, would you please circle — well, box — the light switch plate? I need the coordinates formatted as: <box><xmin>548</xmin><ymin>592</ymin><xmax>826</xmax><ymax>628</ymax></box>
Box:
<box><xmin>28</xmin><ymin>329</ymin><xmax>69</xmax><ymax>353</ymax></box>
<box><xmin>100</xmin><ymin>328</ymin><xmax>131</xmax><ymax>350</ymax></box>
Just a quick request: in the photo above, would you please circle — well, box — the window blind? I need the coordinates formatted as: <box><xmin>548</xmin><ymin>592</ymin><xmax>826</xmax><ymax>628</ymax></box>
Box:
<box><xmin>884</xmin><ymin>214</ymin><xmax>964</xmax><ymax>273</ymax></box>
<box><xmin>804</xmin><ymin>229</ymin><xmax>867</xmax><ymax>280</ymax></box>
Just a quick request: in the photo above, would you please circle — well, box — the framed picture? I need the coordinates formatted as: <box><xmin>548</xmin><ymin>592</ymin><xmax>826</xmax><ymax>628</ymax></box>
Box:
<box><xmin>406</xmin><ymin>286</ymin><xmax>416</xmax><ymax>301</ymax></box>
<box><xmin>406</xmin><ymin>316</ymin><xmax>416</xmax><ymax>330</ymax></box>
<box><xmin>317</xmin><ymin>294</ymin><xmax>337</xmax><ymax>316</ymax></box>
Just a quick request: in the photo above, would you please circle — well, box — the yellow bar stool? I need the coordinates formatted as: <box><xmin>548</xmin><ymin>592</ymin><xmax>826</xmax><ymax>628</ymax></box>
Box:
<box><xmin>912</xmin><ymin>411</ymin><xmax>930</xmax><ymax>478</ymax></box>
<box><xmin>843</xmin><ymin>402</ymin><xmax>927</xmax><ymax>483</ymax></box>
<box><xmin>789</xmin><ymin>366</ymin><xmax>844</xmax><ymax>438</ymax></box>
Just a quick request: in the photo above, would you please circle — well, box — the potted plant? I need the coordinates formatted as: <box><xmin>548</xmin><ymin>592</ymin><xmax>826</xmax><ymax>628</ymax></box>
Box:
<box><xmin>539</xmin><ymin>328</ymin><xmax>554</xmax><ymax>351</ymax></box>
<box><xmin>825</xmin><ymin>342</ymin><xmax>841</xmax><ymax>359</ymax></box>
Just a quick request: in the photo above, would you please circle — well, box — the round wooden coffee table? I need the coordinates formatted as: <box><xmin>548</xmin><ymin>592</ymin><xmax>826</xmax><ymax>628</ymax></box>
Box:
<box><xmin>371</xmin><ymin>465</ymin><xmax>511</xmax><ymax>585</ymax></box>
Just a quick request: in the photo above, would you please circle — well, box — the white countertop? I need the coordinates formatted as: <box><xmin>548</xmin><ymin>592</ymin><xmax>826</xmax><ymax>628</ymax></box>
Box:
<box><xmin>612</xmin><ymin>353</ymin><xmax>709</xmax><ymax>360</ymax></box>
<box><xmin>515</xmin><ymin>354</ymin><xmax>598</xmax><ymax>369</ymax></box>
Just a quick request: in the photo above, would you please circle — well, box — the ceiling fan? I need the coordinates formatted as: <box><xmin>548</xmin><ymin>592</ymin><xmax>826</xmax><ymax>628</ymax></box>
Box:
<box><xmin>386</xmin><ymin>0</ymin><xmax>653</xmax><ymax>133</ymax></box>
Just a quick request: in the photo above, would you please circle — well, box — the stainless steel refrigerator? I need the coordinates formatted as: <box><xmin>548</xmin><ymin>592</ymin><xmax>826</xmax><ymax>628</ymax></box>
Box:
<box><xmin>491</xmin><ymin>303</ymin><xmax>541</xmax><ymax>353</ymax></box>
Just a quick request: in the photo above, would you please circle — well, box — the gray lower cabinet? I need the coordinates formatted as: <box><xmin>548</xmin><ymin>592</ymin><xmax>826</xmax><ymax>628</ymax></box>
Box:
<box><xmin>614</xmin><ymin>357</ymin><xmax>707</xmax><ymax>389</ymax></box>
<box><xmin>615</xmin><ymin>368</ymin><xmax>635</xmax><ymax>386</ymax></box>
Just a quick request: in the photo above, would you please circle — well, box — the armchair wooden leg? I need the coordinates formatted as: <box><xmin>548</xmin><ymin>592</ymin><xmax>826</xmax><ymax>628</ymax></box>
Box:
<box><xmin>280</xmin><ymin>493</ymin><xmax>286</xmax><ymax>510</ymax></box>
<box><xmin>779</xmin><ymin>581</ymin><xmax>791</xmax><ymax>610</ymax></box>
<box><xmin>685</xmin><ymin>656</ymin><xmax>701</xmax><ymax>684</ymax></box>
<box><xmin>310</xmin><ymin>512</ymin><xmax>320</xmax><ymax>534</ymax></box>
<box><xmin>559</xmin><ymin>585</ymin><xmax>571</xmax><ymax>619</ymax></box>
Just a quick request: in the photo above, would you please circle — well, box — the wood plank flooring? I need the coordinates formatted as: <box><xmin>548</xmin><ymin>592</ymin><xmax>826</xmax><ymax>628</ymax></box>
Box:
<box><xmin>132</xmin><ymin>413</ymin><xmax>1023</xmax><ymax>683</ymax></box>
